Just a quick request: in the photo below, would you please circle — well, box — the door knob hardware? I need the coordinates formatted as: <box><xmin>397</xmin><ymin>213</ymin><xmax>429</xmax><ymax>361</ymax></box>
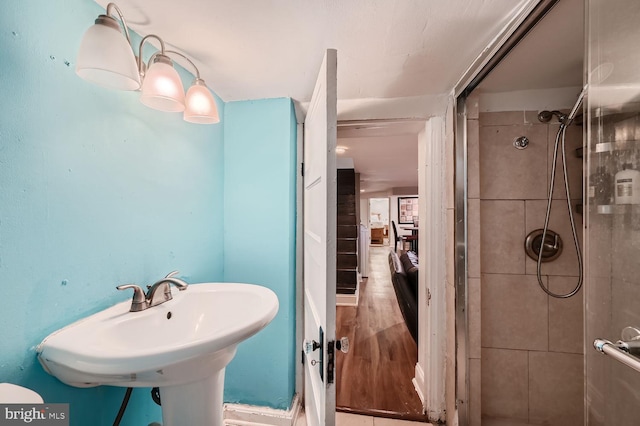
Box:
<box><xmin>336</xmin><ymin>337</ymin><xmax>350</xmax><ymax>354</ymax></box>
<box><xmin>305</xmin><ymin>340</ymin><xmax>321</xmax><ymax>354</ymax></box>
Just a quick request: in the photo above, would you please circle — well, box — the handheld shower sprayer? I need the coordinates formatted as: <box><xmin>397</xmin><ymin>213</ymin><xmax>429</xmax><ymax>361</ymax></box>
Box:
<box><xmin>537</xmin><ymin>83</ymin><xmax>589</xmax><ymax>127</ymax></box>
<box><xmin>563</xmin><ymin>62</ymin><xmax>613</xmax><ymax>124</ymax></box>
<box><xmin>534</xmin><ymin>86</ymin><xmax>587</xmax><ymax>299</ymax></box>
<box><xmin>537</xmin><ymin>86</ymin><xmax>586</xmax><ymax>126</ymax></box>
<box><xmin>534</xmin><ymin>63</ymin><xmax>613</xmax><ymax>299</ymax></box>
<box><xmin>566</xmin><ymin>85</ymin><xmax>587</xmax><ymax>124</ymax></box>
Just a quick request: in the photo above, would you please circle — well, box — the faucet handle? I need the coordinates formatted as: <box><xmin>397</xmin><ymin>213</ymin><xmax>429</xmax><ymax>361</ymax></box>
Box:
<box><xmin>116</xmin><ymin>284</ymin><xmax>147</xmax><ymax>304</ymax></box>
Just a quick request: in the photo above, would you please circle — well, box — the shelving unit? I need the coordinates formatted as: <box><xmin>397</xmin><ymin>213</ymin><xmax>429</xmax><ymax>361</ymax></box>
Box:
<box><xmin>594</xmin><ymin>204</ymin><xmax>640</xmax><ymax>215</ymax></box>
<box><xmin>588</xmin><ymin>107</ymin><xmax>640</xmax><ymax>214</ymax></box>
<box><xmin>595</xmin><ymin>140</ymin><xmax>639</xmax><ymax>153</ymax></box>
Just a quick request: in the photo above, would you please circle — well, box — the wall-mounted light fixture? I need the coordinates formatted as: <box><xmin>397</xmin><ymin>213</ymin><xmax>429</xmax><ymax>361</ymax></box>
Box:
<box><xmin>76</xmin><ymin>3</ymin><xmax>219</xmax><ymax>124</ymax></box>
<box><xmin>165</xmin><ymin>51</ymin><xmax>220</xmax><ymax>124</ymax></box>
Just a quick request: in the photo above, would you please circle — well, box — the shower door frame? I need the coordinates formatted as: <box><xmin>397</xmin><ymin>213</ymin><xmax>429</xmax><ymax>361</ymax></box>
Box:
<box><xmin>451</xmin><ymin>0</ymin><xmax>564</xmax><ymax>424</ymax></box>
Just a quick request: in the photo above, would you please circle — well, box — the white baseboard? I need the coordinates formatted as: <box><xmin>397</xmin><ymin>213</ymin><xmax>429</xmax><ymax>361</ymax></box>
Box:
<box><xmin>412</xmin><ymin>362</ymin><xmax>426</xmax><ymax>407</ymax></box>
<box><xmin>414</xmin><ymin>354</ymin><xmax>447</xmax><ymax>423</ymax></box>
<box><xmin>336</xmin><ymin>282</ymin><xmax>359</xmax><ymax>306</ymax></box>
<box><xmin>416</xmin><ymin>357</ymin><xmax>446</xmax><ymax>423</ymax></box>
<box><xmin>224</xmin><ymin>394</ymin><xmax>301</xmax><ymax>426</ymax></box>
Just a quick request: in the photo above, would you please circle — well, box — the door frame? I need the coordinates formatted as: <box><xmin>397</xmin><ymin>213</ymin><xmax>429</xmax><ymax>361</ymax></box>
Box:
<box><xmin>414</xmin><ymin>117</ymin><xmax>447</xmax><ymax>422</ymax></box>
<box><xmin>295</xmin><ymin>113</ymin><xmax>452</xmax><ymax>421</ymax></box>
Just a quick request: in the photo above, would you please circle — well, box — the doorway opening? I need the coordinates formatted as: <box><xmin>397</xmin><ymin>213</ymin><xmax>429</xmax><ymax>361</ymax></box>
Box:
<box><xmin>368</xmin><ymin>198</ymin><xmax>389</xmax><ymax>246</ymax></box>
<box><xmin>334</xmin><ymin>119</ymin><xmax>428</xmax><ymax>421</ymax></box>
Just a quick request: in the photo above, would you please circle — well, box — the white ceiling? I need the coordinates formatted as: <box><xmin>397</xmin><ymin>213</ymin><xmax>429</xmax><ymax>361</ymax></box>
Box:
<box><xmin>93</xmin><ymin>0</ymin><xmax>584</xmax><ymax>193</ymax></box>
<box><xmin>97</xmin><ymin>0</ymin><xmax>532</xmax><ymax>117</ymax></box>
<box><xmin>339</xmin><ymin>133</ymin><xmax>419</xmax><ymax>195</ymax></box>
<box><xmin>338</xmin><ymin>121</ymin><xmax>424</xmax><ymax>193</ymax></box>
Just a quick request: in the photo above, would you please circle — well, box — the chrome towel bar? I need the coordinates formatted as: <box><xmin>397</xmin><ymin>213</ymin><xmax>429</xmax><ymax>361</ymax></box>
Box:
<box><xmin>594</xmin><ymin>338</ymin><xmax>640</xmax><ymax>373</ymax></box>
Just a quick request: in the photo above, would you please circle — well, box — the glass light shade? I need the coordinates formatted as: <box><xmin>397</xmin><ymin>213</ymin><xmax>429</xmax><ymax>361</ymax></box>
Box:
<box><xmin>140</xmin><ymin>58</ymin><xmax>185</xmax><ymax>112</ymax></box>
<box><xmin>76</xmin><ymin>19</ymin><xmax>141</xmax><ymax>90</ymax></box>
<box><xmin>184</xmin><ymin>80</ymin><xmax>220</xmax><ymax>124</ymax></box>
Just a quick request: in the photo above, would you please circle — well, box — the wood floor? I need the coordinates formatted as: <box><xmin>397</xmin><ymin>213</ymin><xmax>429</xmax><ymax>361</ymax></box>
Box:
<box><xmin>336</xmin><ymin>245</ymin><xmax>427</xmax><ymax>421</ymax></box>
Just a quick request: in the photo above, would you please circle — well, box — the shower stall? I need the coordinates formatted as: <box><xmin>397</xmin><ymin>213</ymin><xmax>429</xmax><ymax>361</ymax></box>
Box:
<box><xmin>465</xmin><ymin>97</ymin><xmax>585</xmax><ymax>426</ymax></box>
<box><xmin>454</xmin><ymin>0</ymin><xmax>640</xmax><ymax>425</ymax></box>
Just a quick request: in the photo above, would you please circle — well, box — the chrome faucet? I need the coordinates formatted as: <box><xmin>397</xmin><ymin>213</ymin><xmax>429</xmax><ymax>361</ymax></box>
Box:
<box><xmin>117</xmin><ymin>271</ymin><xmax>189</xmax><ymax>312</ymax></box>
<box><xmin>146</xmin><ymin>271</ymin><xmax>188</xmax><ymax>307</ymax></box>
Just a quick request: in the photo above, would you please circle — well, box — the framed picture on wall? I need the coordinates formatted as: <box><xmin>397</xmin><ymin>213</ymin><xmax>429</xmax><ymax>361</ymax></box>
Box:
<box><xmin>398</xmin><ymin>197</ymin><xmax>418</xmax><ymax>224</ymax></box>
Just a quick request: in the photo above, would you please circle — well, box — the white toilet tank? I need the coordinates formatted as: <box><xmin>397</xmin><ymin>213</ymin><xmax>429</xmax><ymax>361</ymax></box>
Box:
<box><xmin>0</xmin><ymin>383</ymin><xmax>43</xmax><ymax>403</ymax></box>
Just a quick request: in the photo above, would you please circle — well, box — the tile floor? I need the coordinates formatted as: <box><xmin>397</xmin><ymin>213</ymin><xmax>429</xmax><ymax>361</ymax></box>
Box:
<box><xmin>296</xmin><ymin>411</ymin><xmax>431</xmax><ymax>426</ymax></box>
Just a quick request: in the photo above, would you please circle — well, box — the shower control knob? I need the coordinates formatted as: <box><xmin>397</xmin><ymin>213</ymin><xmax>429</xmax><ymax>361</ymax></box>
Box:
<box><xmin>525</xmin><ymin>229</ymin><xmax>563</xmax><ymax>262</ymax></box>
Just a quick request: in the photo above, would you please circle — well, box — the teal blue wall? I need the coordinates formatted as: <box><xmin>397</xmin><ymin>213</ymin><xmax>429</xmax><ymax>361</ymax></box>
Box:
<box><xmin>0</xmin><ymin>1</ymin><xmax>227</xmax><ymax>425</ymax></box>
<box><xmin>223</xmin><ymin>99</ymin><xmax>298</xmax><ymax>410</ymax></box>
<box><xmin>0</xmin><ymin>0</ymin><xmax>296</xmax><ymax>426</ymax></box>
<box><xmin>1</xmin><ymin>0</ymin><xmax>298</xmax><ymax>422</ymax></box>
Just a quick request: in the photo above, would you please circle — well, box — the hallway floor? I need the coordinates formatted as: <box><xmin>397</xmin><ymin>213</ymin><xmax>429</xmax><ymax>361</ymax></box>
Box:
<box><xmin>336</xmin><ymin>245</ymin><xmax>425</xmax><ymax>421</ymax></box>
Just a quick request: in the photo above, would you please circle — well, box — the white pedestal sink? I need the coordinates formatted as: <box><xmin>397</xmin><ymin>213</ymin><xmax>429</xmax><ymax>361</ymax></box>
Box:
<box><xmin>37</xmin><ymin>283</ymin><xmax>279</xmax><ymax>426</ymax></box>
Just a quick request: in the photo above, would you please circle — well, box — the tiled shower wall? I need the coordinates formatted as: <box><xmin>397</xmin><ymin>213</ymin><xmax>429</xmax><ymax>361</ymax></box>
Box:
<box><xmin>467</xmin><ymin>102</ymin><xmax>585</xmax><ymax>426</ymax></box>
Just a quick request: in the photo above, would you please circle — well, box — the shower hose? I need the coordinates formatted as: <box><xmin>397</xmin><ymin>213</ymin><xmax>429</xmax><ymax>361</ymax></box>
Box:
<box><xmin>536</xmin><ymin>114</ymin><xmax>584</xmax><ymax>299</ymax></box>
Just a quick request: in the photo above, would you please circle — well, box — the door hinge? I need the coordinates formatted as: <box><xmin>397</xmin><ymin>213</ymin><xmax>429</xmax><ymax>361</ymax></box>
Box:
<box><xmin>427</xmin><ymin>288</ymin><xmax>432</xmax><ymax>306</ymax></box>
<box><xmin>301</xmin><ymin>162</ymin><xmax>304</xmax><ymax>177</ymax></box>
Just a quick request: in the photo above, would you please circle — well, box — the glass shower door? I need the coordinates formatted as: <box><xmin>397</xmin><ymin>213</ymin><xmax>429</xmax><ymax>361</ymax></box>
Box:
<box><xmin>585</xmin><ymin>0</ymin><xmax>640</xmax><ymax>424</ymax></box>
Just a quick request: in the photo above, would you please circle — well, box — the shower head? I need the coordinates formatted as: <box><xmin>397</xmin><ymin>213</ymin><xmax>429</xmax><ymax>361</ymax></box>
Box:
<box><xmin>537</xmin><ymin>110</ymin><xmax>567</xmax><ymax>123</ymax></box>
<box><xmin>538</xmin><ymin>87</ymin><xmax>587</xmax><ymax>127</ymax></box>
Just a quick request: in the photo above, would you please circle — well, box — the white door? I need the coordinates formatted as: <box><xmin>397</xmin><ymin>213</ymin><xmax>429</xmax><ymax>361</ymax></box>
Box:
<box><xmin>303</xmin><ymin>48</ymin><xmax>337</xmax><ymax>426</ymax></box>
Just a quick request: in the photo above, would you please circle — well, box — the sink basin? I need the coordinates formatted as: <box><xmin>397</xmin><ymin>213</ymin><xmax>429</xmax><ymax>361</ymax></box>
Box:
<box><xmin>37</xmin><ymin>282</ymin><xmax>278</xmax><ymax>426</ymax></box>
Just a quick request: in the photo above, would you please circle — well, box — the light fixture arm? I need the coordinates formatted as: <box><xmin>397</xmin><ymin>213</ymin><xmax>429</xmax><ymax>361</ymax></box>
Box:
<box><xmin>164</xmin><ymin>50</ymin><xmax>202</xmax><ymax>81</ymax></box>
<box><xmin>138</xmin><ymin>34</ymin><xmax>167</xmax><ymax>76</ymax></box>
<box><xmin>105</xmin><ymin>3</ymin><xmax>133</xmax><ymax>47</ymax></box>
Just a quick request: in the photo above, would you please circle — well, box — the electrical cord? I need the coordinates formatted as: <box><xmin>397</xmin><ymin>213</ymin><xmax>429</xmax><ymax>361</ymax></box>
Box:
<box><xmin>112</xmin><ymin>387</ymin><xmax>133</xmax><ymax>426</ymax></box>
